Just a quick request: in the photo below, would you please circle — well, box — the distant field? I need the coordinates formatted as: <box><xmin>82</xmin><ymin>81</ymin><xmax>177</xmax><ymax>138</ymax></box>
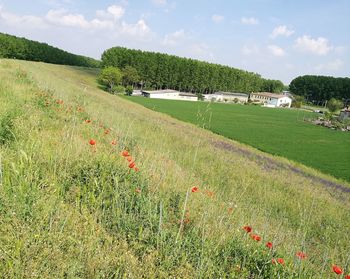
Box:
<box><xmin>124</xmin><ymin>96</ymin><xmax>350</xmax><ymax>182</ymax></box>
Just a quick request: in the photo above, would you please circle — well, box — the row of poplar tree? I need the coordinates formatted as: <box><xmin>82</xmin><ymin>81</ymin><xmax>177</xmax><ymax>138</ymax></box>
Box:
<box><xmin>101</xmin><ymin>47</ymin><xmax>284</xmax><ymax>94</ymax></box>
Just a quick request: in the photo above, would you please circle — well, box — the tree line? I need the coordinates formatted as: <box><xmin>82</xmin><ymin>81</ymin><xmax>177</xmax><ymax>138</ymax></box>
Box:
<box><xmin>101</xmin><ymin>47</ymin><xmax>284</xmax><ymax>94</ymax></box>
<box><xmin>289</xmin><ymin>75</ymin><xmax>350</xmax><ymax>103</ymax></box>
<box><xmin>0</xmin><ymin>33</ymin><xmax>100</xmax><ymax>68</ymax></box>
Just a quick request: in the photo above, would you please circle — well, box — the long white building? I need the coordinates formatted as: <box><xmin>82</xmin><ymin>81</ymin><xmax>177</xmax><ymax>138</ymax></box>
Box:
<box><xmin>250</xmin><ymin>92</ymin><xmax>292</xmax><ymax>108</ymax></box>
<box><xmin>142</xmin><ymin>89</ymin><xmax>198</xmax><ymax>101</ymax></box>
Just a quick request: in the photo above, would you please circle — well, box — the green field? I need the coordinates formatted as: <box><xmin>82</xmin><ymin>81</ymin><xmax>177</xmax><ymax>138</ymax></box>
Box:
<box><xmin>1</xmin><ymin>59</ymin><xmax>349</xmax><ymax>278</ymax></box>
<box><xmin>124</xmin><ymin>96</ymin><xmax>350</xmax><ymax>182</ymax></box>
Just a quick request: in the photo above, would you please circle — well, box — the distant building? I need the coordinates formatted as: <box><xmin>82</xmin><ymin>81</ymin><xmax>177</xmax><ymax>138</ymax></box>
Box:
<box><xmin>142</xmin><ymin>89</ymin><xmax>198</xmax><ymax>101</ymax></box>
<box><xmin>250</xmin><ymin>92</ymin><xmax>292</xmax><ymax>108</ymax></box>
<box><xmin>203</xmin><ymin>92</ymin><xmax>249</xmax><ymax>103</ymax></box>
<box><xmin>339</xmin><ymin>108</ymin><xmax>350</xmax><ymax>121</ymax></box>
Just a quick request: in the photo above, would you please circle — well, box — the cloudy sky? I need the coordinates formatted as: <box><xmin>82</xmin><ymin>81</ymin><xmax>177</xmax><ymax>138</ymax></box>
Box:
<box><xmin>0</xmin><ymin>0</ymin><xmax>349</xmax><ymax>84</ymax></box>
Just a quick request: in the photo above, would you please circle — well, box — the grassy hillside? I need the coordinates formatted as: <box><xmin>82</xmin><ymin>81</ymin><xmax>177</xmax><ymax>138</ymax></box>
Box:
<box><xmin>124</xmin><ymin>96</ymin><xmax>350</xmax><ymax>182</ymax></box>
<box><xmin>0</xmin><ymin>59</ymin><xmax>349</xmax><ymax>278</ymax></box>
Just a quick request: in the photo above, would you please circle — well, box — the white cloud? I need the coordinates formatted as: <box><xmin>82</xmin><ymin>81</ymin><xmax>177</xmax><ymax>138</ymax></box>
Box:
<box><xmin>46</xmin><ymin>9</ymin><xmax>90</xmax><ymax>28</ymax></box>
<box><xmin>315</xmin><ymin>59</ymin><xmax>344</xmax><ymax>72</ymax></box>
<box><xmin>0</xmin><ymin>6</ymin><xmax>46</xmax><ymax>28</ymax></box>
<box><xmin>107</xmin><ymin>5</ymin><xmax>125</xmax><ymax>19</ymax></box>
<box><xmin>267</xmin><ymin>45</ymin><xmax>285</xmax><ymax>56</ymax></box>
<box><xmin>241</xmin><ymin>17</ymin><xmax>259</xmax><ymax>25</ymax></box>
<box><xmin>152</xmin><ymin>0</ymin><xmax>167</xmax><ymax>6</ymax></box>
<box><xmin>212</xmin><ymin>14</ymin><xmax>224</xmax><ymax>23</ymax></box>
<box><xmin>270</xmin><ymin>25</ymin><xmax>294</xmax><ymax>38</ymax></box>
<box><xmin>241</xmin><ymin>44</ymin><xmax>260</xmax><ymax>55</ymax></box>
<box><xmin>162</xmin><ymin>29</ymin><xmax>186</xmax><ymax>46</ymax></box>
<box><xmin>189</xmin><ymin>43</ymin><xmax>214</xmax><ymax>61</ymax></box>
<box><xmin>295</xmin><ymin>35</ymin><xmax>333</xmax><ymax>55</ymax></box>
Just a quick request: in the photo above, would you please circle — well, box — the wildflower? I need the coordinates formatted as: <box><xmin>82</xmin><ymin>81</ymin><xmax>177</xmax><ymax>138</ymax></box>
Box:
<box><xmin>271</xmin><ymin>258</ymin><xmax>276</xmax><ymax>265</ymax></box>
<box><xmin>266</xmin><ymin>242</ymin><xmax>273</xmax><ymax>249</ymax></box>
<box><xmin>277</xmin><ymin>258</ymin><xmax>285</xmax><ymax>265</ymax></box>
<box><xmin>332</xmin><ymin>265</ymin><xmax>343</xmax><ymax>275</ymax></box>
<box><xmin>134</xmin><ymin>167</ymin><xmax>139</xmax><ymax>172</ymax></box>
<box><xmin>345</xmin><ymin>275</ymin><xmax>350</xmax><ymax>279</ymax></box>
<box><xmin>129</xmin><ymin>161</ymin><xmax>136</xmax><ymax>169</ymax></box>
<box><xmin>135</xmin><ymin>188</ymin><xmax>141</xmax><ymax>193</ymax></box>
<box><xmin>243</xmin><ymin>226</ymin><xmax>252</xmax><ymax>233</ymax></box>
<box><xmin>111</xmin><ymin>140</ymin><xmax>117</xmax><ymax>145</ymax></box>
<box><xmin>127</xmin><ymin>156</ymin><xmax>132</xmax><ymax>162</ymax></box>
<box><xmin>250</xmin><ymin>234</ymin><xmax>261</xmax><ymax>241</ymax></box>
<box><xmin>104</xmin><ymin>129</ymin><xmax>110</xmax><ymax>135</ymax></box>
<box><xmin>89</xmin><ymin>139</ymin><xmax>96</xmax><ymax>146</ymax></box>
<box><xmin>85</xmin><ymin>119</ymin><xmax>91</xmax><ymax>124</ymax></box>
<box><xmin>121</xmin><ymin>150</ymin><xmax>129</xmax><ymax>157</ymax></box>
<box><xmin>191</xmin><ymin>186</ymin><xmax>199</xmax><ymax>193</ymax></box>
<box><xmin>296</xmin><ymin>251</ymin><xmax>306</xmax><ymax>260</ymax></box>
<box><xmin>205</xmin><ymin>190</ymin><xmax>214</xmax><ymax>197</ymax></box>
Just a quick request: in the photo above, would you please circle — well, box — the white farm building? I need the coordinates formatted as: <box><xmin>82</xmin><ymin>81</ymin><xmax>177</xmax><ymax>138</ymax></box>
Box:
<box><xmin>142</xmin><ymin>89</ymin><xmax>198</xmax><ymax>101</ymax></box>
<box><xmin>203</xmin><ymin>92</ymin><xmax>249</xmax><ymax>103</ymax></box>
<box><xmin>250</xmin><ymin>92</ymin><xmax>292</xmax><ymax>108</ymax></box>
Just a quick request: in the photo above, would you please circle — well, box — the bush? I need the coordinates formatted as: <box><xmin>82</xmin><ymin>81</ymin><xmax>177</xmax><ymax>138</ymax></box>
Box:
<box><xmin>114</xmin><ymin>85</ymin><xmax>125</xmax><ymax>94</ymax></box>
<box><xmin>125</xmin><ymin>85</ymin><xmax>133</xmax><ymax>96</ymax></box>
<box><xmin>327</xmin><ymin>98</ymin><xmax>343</xmax><ymax>113</ymax></box>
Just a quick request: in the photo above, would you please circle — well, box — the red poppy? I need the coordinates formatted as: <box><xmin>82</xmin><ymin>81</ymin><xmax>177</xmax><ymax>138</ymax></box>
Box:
<box><xmin>332</xmin><ymin>265</ymin><xmax>343</xmax><ymax>275</ymax></box>
<box><xmin>243</xmin><ymin>226</ymin><xmax>252</xmax><ymax>233</ymax></box>
<box><xmin>345</xmin><ymin>275</ymin><xmax>350</xmax><ymax>279</ymax></box>
<box><xmin>277</xmin><ymin>258</ymin><xmax>285</xmax><ymax>265</ymax></box>
<box><xmin>121</xmin><ymin>150</ymin><xmax>129</xmax><ymax>157</ymax></box>
<box><xmin>191</xmin><ymin>186</ymin><xmax>199</xmax><ymax>193</ymax></box>
<box><xmin>266</xmin><ymin>242</ymin><xmax>273</xmax><ymax>249</ymax></box>
<box><xmin>111</xmin><ymin>140</ymin><xmax>117</xmax><ymax>145</ymax></box>
<box><xmin>271</xmin><ymin>258</ymin><xmax>276</xmax><ymax>265</ymax></box>
<box><xmin>104</xmin><ymin>129</ymin><xmax>110</xmax><ymax>135</ymax></box>
<box><xmin>85</xmin><ymin>119</ymin><xmax>91</xmax><ymax>124</ymax></box>
<box><xmin>134</xmin><ymin>167</ymin><xmax>139</xmax><ymax>172</ymax></box>
<box><xmin>135</xmin><ymin>188</ymin><xmax>141</xmax><ymax>193</ymax></box>
<box><xmin>296</xmin><ymin>251</ymin><xmax>306</xmax><ymax>260</ymax></box>
<box><xmin>127</xmin><ymin>156</ymin><xmax>132</xmax><ymax>162</ymax></box>
<box><xmin>250</xmin><ymin>234</ymin><xmax>261</xmax><ymax>241</ymax></box>
<box><xmin>89</xmin><ymin>139</ymin><xmax>96</xmax><ymax>146</ymax></box>
<box><xmin>129</xmin><ymin>162</ymin><xmax>136</xmax><ymax>169</ymax></box>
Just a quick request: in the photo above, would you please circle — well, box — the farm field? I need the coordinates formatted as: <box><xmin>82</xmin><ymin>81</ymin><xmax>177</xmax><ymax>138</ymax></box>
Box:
<box><xmin>124</xmin><ymin>96</ymin><xmax>350</xmax><ymax>182</ymax></box>
<box><xmin>1</xmin><ymin>59</ymin><xmax>349</xmax><ymax>278</ymax></box>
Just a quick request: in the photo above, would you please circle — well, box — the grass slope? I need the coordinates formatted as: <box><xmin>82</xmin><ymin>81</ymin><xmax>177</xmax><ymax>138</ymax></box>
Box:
<box><xmin>124</xmin><ymin>96</ymin><xmax>350</xmax><ymax>182</ymax></box>
<box><xmin>0</xmin><ymin>59</ymin><xmax>349</xmax><ymax>278</ymax></box>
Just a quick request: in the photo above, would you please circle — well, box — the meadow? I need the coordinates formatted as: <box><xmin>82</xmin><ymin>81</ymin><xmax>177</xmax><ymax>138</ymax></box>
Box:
<box><xmin>0</xmin><ymin>59</ymin><xmax>349</xmax><ymax>278</ymax></box>
<box><xmin>124</xmin><ymin>96</ymin><xmax>350</xmax><ymax>182</ymax></box>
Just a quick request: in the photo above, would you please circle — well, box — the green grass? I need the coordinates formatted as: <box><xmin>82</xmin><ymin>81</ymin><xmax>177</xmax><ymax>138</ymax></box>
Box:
<box><xmin>1</xmin><ymin>59</ymin><xmax>349</xmax><ymax>278</ymax></box>
<box><xmin>124</xmin><ymin>96</ymin><xmax>350</xmax><ymax>182</ymax></box>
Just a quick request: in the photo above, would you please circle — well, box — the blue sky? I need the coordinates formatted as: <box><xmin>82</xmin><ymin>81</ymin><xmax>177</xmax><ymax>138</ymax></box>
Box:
<box><xmin>0</xmin><ymin>0</ymin><xmax>349</xmax><ymax>84</ymax></box>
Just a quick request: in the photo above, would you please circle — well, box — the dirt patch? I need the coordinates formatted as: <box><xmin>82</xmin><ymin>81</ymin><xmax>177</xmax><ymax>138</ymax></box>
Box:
<box><xmin>212</xmin><ymin>140</ymin><xmax>350</xmax><ymax>194</ymax></box>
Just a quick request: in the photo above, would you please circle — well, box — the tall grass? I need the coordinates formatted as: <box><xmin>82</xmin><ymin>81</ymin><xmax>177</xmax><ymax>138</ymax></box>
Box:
<box><xmin>0</xmin><ymin>59</ymin><xmax>349</xmax><ymax>278</ymax></box>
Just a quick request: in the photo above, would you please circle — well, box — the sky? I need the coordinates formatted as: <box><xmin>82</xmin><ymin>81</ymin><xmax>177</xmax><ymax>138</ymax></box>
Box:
<box><xmin>0</xmin><ymin>0</ymin><xmax>349</xmax><ymax>84</ymax></box>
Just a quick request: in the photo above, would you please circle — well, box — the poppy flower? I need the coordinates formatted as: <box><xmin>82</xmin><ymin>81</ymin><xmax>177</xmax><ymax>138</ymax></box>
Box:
<box><xmin>85</xmin><ymin>119</ymin><xmax>91</xmax><ymax>124</ymax></box>
<box><xmin>111</xmin><ymin>140</ymin><xmax>117</xmax><ymax>145</ymax></box>
<box><xmin>296</xmin><ymin>251</ymin><xmax>306</xmax><ymax>260</ymax></box>
<box><xmin>271</xmin><ymin>258</ymin><xmax>276</xmax><ymax>265</ymax></box>
<box><xmin>345</xmin><ymin>275</ymin><xmax>350</xmax><ymax>279</ymax></box>
<box><xmin>127</xmin><ymin>156</ymin><xmax>132</xmax><ymax>162</ymax></box>
<box><xmin>250</xmin><ymin>234</ymin><xmax>261</xmax><ymax>241</ymax></box>
<box><xmin>134</xmin><ymin>167</ymin><xmax>139</xmax><ymax>172</ymax></box>
<box><xmin>121</xmin><ymin>150</ymin><xmax>129</xmax><ymax>157</ymax></box>
<box><xmin>243</xmin><ymin>226</ymin><xmax>252</xmax><ymax>233</ymax></box>
<box><xmin>332</xmin><ymin>265</ymin><xmax>343</xmax><ymax>275</ymax></box>
<box><xmin>89</xmin><ymin>139</ymin><xmax>96</xmax><ymax>146</ymax></box>
<box><xmin>191</xmin><ymin>186</ymin><xmax>199</xmax><ymax>193</ymax></box>
<box><xmin>266</xmin><ymin>242</ymin><xmax>273</xmax><ymax>249</ymax></box>
<box><xmin>104</xmin><ymin>129</ymin><xmax>110</xmax><ymax>135</ymax></box>
<box><xmin>135</xmin><ymin>188</ymin><xmax>141</xmax><ymax>193</ymax></box>
<box><xmin>277</xmin><ymin>258</ymin><xmax>285</xmax><ymax>265</ymax></box>
<box><xmin>129</xmin><ymin>162</ymin><xmax>136</xmax><ymax>169</ymax></box>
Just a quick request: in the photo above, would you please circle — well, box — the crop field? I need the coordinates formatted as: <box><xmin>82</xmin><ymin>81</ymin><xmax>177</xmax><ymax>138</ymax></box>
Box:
<box><xmin>1</xmin><ymin>59</ymin><xmax>349</xmax><ymax>278</ymax></box>
<box><xmin>124</xmin><ymin>96</ymin><xmax>350</xmax><ymax>182</ymax></box>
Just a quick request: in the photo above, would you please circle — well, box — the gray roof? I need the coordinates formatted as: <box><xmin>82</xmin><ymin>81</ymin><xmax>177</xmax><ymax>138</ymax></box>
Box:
<box><xmin>142</xmin><ymin>89</ymin><xmax>178</xmax><ymax>94</ymax></box>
